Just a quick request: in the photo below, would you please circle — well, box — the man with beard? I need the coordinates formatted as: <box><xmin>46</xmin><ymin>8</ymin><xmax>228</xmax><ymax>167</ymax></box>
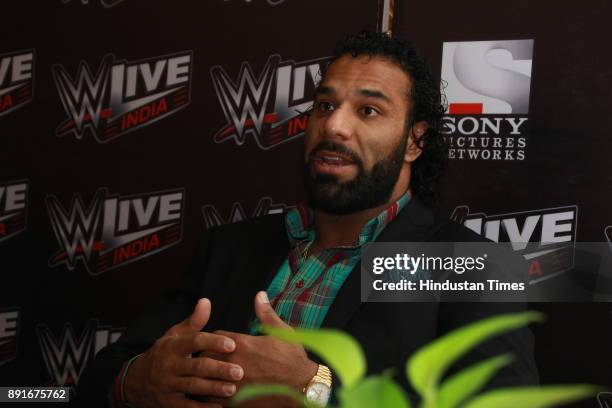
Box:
<box><xmin>77</xmin><ymin>31</ymin><xmax>537</xmax><ymax>408</ymax></box>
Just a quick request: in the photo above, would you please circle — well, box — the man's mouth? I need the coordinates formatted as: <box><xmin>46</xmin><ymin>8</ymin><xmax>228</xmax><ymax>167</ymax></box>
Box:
<box><xmin>314</xmin><ymin>150</ymin><xmax>356</xmax><ymax>166</ymax></box>
<box><xmin>311</xmin><ymin>150</ymin><xmax>358</xmax><ymax>176</ymax></box>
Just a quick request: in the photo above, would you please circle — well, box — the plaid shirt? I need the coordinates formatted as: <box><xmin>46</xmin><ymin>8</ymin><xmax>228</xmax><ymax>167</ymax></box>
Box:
<box><xmin>262</xmin><ymin>191</ymin><xmax>412</xmax><ymax>330</ymax></box>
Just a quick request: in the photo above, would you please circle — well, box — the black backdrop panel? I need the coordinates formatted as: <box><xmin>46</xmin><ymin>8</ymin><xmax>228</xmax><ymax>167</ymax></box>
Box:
<box><xmin>395</xmin><ymin>0</ymin><xmax>612</xmax><ymax>399</ymax></box>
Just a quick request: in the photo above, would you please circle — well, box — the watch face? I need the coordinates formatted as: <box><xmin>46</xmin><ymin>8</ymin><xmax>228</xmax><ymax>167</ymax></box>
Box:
<box><xmin>306</xmin><ymin>382</ymin><xmax>331</xmax><ymax>404</ymax></box>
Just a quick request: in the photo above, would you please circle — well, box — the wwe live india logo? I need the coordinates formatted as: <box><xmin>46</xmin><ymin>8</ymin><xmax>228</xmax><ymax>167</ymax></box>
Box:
<box><xmin>46</xmin><ymin>188</ymin><xmax>184</xmax><ymax>275</ymax></box>
<box><xmin>451</xmin><ymin>205</ymin><xmax>577</xmax><ymax>283</ymax></box>
<box><xmin>202</xmin><ymin>196</ymin><xmax>291</xmax><ymax>229</ymax></box>
<box><xmin>210</xmin><ymin>54</ymin><xmax>328</xmax><ymax>149</ymax></box>
<box><xmin>52</xmin><ymin>51</ymin><xmax>192</xmax><ymax>143</ymax></box>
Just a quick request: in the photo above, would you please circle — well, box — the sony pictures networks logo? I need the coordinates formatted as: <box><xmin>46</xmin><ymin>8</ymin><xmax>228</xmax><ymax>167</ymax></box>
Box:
<box><xmin>441</xmin><ymin>40</ymin><xmax>534</xmax><ymax>161</ymax></box>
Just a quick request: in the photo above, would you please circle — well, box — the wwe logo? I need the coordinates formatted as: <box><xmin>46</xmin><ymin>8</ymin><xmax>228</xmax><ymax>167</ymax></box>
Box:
<box><xmin>202</xmin><ymin>196</ymin><xmax>290</xmax><ymax>229</ymax></box>
<box><xmin>211</xmin><ymin>54</ymin><xmax>327</xmax><ymax>149</ymax></box>
<box><xmin>37</xmin><ymin>321</ymin><xmax>97</xmax><ymax>386</ymax></box>
<box><xmin>598</xmin><ymin>392</ymin><xmax>612</xmax><ymax>408</ymax></box>
<box><xmin>46</xmin><ymin>191</ymin><xmax>104</xmax><ymax>271</ymax></box>
<box><xmin>37</xmin><ymin>320</ymin><xmax>123</xmax><ymax>387</ymax></box>
<box><xmin>53</xmin><ymin>58</ymin><xmax>111</xmax><ymax>139</ymax></box>
<box><xmin>211</xmin><ymin>55</ymin><xmax>279</xmax><ymax>146</ymax></box>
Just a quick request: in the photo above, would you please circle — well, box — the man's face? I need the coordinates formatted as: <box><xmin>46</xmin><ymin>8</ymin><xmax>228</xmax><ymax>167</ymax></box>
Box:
<box><xmin>303</xmin><ymin>54</ymin><xmax>418</xmax><ymax>214</ymax></box>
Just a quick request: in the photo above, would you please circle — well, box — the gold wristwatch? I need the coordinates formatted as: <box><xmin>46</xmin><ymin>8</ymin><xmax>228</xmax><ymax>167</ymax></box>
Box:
<box><xmin>303</xmin><ymin>364</ymin><xmax>332</xmax><ymax>406</ymax></box>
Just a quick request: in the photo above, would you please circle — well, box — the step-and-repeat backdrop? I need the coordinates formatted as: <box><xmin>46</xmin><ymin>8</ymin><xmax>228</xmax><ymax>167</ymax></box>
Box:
<box><xmin>0</xmin><ymin>0</ymin><xmax>385</xmax><ymax>391</ymax></box>
<box><xmin>1</xmin><ymin>0</ymin><xmax>610</xmax><ymax>403</ymax></box>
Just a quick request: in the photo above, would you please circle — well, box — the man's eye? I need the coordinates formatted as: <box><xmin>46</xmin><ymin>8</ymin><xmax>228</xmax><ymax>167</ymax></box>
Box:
<box><xmin>361</xmin><ymin>106</ymin><xmax>379</xmax><ymax>117</ymax></box>
<box><xmin>316</xmin><ymin>101</ymin><xmax>334</xmax><ymax>112</ymax></box>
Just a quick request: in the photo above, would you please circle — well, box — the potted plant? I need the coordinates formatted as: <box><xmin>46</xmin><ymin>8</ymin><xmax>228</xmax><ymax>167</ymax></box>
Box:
<box><xmin>233</xmin><ymin>312</ymin><xmax>601</xmax><ymax>407</ymax></box>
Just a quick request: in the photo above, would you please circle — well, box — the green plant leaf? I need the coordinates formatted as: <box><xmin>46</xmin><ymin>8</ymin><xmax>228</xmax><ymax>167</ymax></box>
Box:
<box><xmin>263</xmin><ymin>325</ymin><xmax>366</xmax><ymax>387</ymax></box>
<box><xmin>461</xmin><ymin>384</ymin><xmax>600</xmax><ymax>408</ymax></box>
<box><xmin>407</xmin><ymin>311</ymin><xmax>543</xmax><ymax>401</ymax></box>
<box><xmin>338</xmin><ymin>375</ymin><xmax>411</xmax><ymax>408</ymax></box>
<box><xmin>232</xmin><ymin>384</ymin><xmax>310</xmax><ymax>407</ymax></box>
<box><xmin>437</xmin><ymin>353</ymin><xmax>513</xmax><ymax>408</ymax></box>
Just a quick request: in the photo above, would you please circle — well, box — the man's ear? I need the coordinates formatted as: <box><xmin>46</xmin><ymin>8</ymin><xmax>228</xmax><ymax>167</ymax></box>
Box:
<box><xmin>405</xmin><ymin>121</ymin><xmax>428</xmax><ymax>162</ymax></box>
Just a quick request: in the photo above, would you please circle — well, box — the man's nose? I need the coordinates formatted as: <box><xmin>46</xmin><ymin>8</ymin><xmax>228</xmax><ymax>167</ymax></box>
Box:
<box><xmin>322</xmin><ymin>105</ymin><xmax>354</xmax><ymax>141</ymax></box>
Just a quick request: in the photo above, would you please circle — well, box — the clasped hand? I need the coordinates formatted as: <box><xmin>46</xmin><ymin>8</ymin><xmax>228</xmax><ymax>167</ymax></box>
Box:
<box><xmin>124</xmin><ymin>292</ymin><xmax>317</xmax><ymax>408</ymax></box>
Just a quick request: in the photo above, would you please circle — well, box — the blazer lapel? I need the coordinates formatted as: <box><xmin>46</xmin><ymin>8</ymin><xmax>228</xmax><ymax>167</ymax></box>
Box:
<box><xmin>321</xmin><ymin>196</ymin><xmax>437</xmax><ymax>329</ymax></box>
<box><xmin>220</xmin><ymin>214</ymin><xmax>290</xmax><ymax>333</ymax></box>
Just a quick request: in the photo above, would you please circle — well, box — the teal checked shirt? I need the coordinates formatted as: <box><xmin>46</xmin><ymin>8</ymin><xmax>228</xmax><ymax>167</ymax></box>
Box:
<box><xmin>262</xmin><ymin>191</ymin><xmax>412</xmax><ymax>330</ymax></box>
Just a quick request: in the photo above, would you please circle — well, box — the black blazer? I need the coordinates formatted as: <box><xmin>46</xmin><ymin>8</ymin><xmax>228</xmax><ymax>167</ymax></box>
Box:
<box><xmin>77</xmin><ymin>196</ymin><xmax>538</xmax><ymax>406</ymax></box>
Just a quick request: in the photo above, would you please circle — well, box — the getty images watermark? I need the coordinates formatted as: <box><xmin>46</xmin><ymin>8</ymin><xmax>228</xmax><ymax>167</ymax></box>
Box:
<box><xmin>360</xmin><ymin>242</ymin><xmax>612</xmax><ymax>303</ymax></box>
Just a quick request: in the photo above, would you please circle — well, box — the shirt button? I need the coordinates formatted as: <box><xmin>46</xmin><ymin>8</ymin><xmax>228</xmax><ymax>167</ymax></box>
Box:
<box><xmin>296</xmin><ymin>279</ymin><xmax>305</xmax><ymax>288</ymax></box>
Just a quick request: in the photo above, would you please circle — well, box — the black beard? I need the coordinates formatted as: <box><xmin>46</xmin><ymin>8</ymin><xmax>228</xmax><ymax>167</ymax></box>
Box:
<box><xmin>303</xmin><ymin>137</ymin><xmax>407</xmax><ymax>215</ymax></box>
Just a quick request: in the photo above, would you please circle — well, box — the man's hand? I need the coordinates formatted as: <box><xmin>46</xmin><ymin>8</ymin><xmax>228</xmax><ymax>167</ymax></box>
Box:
<box><xmin>124</xmin><ymin>298</ymin><xmax>245</xmax><ymax>408</ymax></box>
<box><xmin>213</xmin><ymin>292</ymin><xmax>318</xmax><ymax>391</ymax></box>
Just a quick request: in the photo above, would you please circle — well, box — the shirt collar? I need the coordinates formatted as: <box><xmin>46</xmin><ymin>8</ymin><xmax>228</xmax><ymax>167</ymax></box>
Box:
<box><xmin>285</xmin><ymin>190</ymin><xmax>412</xmax><ymax>248</ymax></box>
